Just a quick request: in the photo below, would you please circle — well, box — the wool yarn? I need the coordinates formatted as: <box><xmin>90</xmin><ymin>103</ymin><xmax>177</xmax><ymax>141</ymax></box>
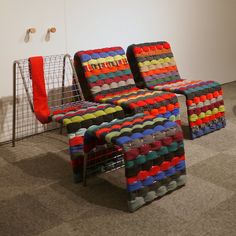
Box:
<box><xmin>127</xmin><ymin>41</ymin><xmax>226</xmax><ymax>139</ymax></box>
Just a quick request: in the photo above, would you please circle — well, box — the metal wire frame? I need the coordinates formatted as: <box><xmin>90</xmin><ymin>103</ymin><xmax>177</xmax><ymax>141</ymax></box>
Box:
<box><xmin>12</xmin><ymin>54</ymin><xmax>124</xmax><ymax>185</ymax></box>
<box><xmin>12</xmin><ymin>54</ymin><xmax>84</xmax><ymax>147</ymax></box>
<box><xmin>83</xmin><ymin>146</ymin><xmax>124</xmax><ymax>186</ymax></box>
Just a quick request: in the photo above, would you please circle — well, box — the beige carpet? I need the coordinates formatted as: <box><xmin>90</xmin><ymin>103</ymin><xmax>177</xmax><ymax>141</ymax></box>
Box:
<box><xmin>0</xmin><ymin>82</ymin><xmax>235</xmax><ymax>236</ymax></box>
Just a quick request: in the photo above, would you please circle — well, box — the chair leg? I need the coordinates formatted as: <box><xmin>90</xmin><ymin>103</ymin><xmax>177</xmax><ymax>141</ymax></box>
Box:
<box><xmin>83</xmin><ymin>153</ymin><xmax>88</xmax><ymax>186</ymax></box>
<box><xmin>183</xmin><ymin>94</ymin><xmax>193</xmax><ymax>139</ymax></box>
<box><xmin>59</xmin><ymin>123</ymin><xmax>63</xmax><ymax>134</ymax></box>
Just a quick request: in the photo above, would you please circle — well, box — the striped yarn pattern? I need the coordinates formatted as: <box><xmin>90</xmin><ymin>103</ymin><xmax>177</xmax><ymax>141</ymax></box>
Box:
<box><xmin>74</xmin><ymin>47</ymin><xmax>181</xmax><ymax>121</ymax></box>
<box><xmin>127</xmin><ymin>41</ymin><xmax>226</xmax><ymax>139</ymax></box>
<box><xmin>52</xmin><ymin>101</ymin><xmax>125</xmax><ymax>180</ymax></box>
<box><xmin>84</xmin><ymin>113</ymin><xmax>186</xmax><ymax>212</ymax></box>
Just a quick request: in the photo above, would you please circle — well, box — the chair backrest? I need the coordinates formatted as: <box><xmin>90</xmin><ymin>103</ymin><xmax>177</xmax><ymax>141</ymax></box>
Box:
<box><xmin>14</xmin><ymin>54</ymin><xmax>84</xmax><ymax>123</ymax></box>
<box><xmin>127</xmin><ymin>41</ymin><xmax>182</xmax><ymax>90</ymax></box>
<box><xmin>74</xmin><ymin>47</ymin><xmax>137</xmax><ymax>101</ymax></box>
<box><xmin>12</xmin><ymin>54</ymin><xmax>84</xmax><ymax>144</ymax></box>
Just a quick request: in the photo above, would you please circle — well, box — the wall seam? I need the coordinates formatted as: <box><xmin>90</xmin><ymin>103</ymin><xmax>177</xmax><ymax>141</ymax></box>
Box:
<box><xmin>63</xmin><ymin>0</ymin><xmax>68</xmax><ymax>53</ymax></box>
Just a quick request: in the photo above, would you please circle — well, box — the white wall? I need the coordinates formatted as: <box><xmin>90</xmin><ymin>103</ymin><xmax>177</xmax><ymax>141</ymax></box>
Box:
<box><xmin>1</xmin><ymin>0</ymin><xmax>236</xmax><ymax>98</ymax></box>
<box><xmin>0</xmin><ymin>0</ymin><xmax>66</xmax><ymax>98</ymax></box>
<box><xmin>66</xmin><ymin>0</ymin><xmax>236</xmax><ymax>84</ymax></box>
<box><xmin>0</xmin><ymin>0</ymin><xmax>236</xmax><ymax>142</ymax></box>
<box><xmin>0</xmin><ymin>0</ymin><xmax>66</xmax><ymax>142</ymax></box>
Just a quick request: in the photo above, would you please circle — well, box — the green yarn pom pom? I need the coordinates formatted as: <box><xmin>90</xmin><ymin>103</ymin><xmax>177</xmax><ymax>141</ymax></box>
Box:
<box><xmin>94</xmin><ymin>110</ymin><xmax>106</xmax><ymax>117</ymax></box>
<box><xmin>199</xmin><ymin>112</ymin><xmax>205</xmax><ymax>119</ymax></box>
<box><xmin>219</xmin><ymin>105</ymin><xmax>225</xmax><ymax>112</ymax></box>
<box><xmin>206</xmin><ymin>110</ymin><xmax>212</xmax><ymax>116</ymax></box>
<box><xmin>82</xmin><ymin>113</ymin><xmax>96</xmax><ymax>120</ymax></box>
<box><xmin>105</xmin><ymin>107</ymin><xmax>116</xmax><ymax>114</ymax></box>
<box><xmin>70</xmin><ymin>116</ymin><xmax>84</xmax><ymax>123</ymax></box>
<box><xmin>63</xmin><ymin>118</ymin><xmax>72</xmax><ymax>125</ymax></box>
<box><xmin>189</xmin><ymin>114</ymin><xmax>198</xmax><ymax>122</ymax></box>
<box><xmin>105</xmin><ymin>131</ymin><xmax>120</xmax><ymax>143</ymax></box>
<box><xmin>212</xmin><ymin>107</ymin><xmax>219</xmax><ymax>114</ymax></box>
<box><xmin>115</xmin><ymin>106</ymin><xmax>123</xmax><ymax>111</ymax></box>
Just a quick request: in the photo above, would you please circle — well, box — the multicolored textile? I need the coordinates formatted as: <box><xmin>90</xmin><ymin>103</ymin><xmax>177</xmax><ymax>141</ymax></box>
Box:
<box><xmin>51</xmin><ymin>101</ymin><xmax>125</xmax><ymax>181</ymax></box>
<box><xmin>74</xmin><ymin>47</ymin><xmax>181</xmax><ymax>122</ymax></box>
<box><xmin>127</xmin><ymin>42</ymin><xmax>226</xmax><ymax>139</ymax></box>
<box><xmin>28</xmin><ymin>55</ymin><xmax>126</xmax><ymax>180</ymax></box>
<box><xmin>84</xmin><ymin>113</ymin><xmax>186</xmax><ymax>212</ymax></box>
<box><xmin>27</xmin><ymin>54</ymin><xmax>187</xmax><ymax>212</ymax></box>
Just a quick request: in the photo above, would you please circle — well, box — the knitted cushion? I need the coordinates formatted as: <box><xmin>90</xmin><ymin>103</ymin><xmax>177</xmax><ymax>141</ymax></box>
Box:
<box><xmin>127</xmin><ymin>41</ymin><xmax>226</xmax><ymax>139</ymax></box>
<box><xmin>74</xmin><ymin>47</ymin><xmax>181</xmax><ymax>120</ymax></box>
<box><xmin>74</xmin><ymin>47</ymin><xmax>136</xmax><ymax>101</ymax></box>
<box><xmin>84</xmin><ymin>113</ymin><xmax>186</xmax><ymax>212</ymax></box>
<box><xmin>127</xmin><ymin>42</ymin><xmax>181</xmax><ymax>89</ymax></box>
<box><xmin>52</xmin><ymin>101</ymin><xmax>125</xmax><ymax>181</ymax></box>
<box><xmin>52</xmin><ymin>101</ymin><xmax>124</xmax><ymax>126</ymax></box>
<box><xmin>127</xmin><ymin>42</ymin><xmax>222</xmax><ymax>98</ymax></box>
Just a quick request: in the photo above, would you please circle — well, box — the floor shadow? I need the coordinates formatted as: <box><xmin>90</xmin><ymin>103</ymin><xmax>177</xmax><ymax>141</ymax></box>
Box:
<box><xmin>233</xmin><ymin>105</ymin><xmax>236</xmax><ymax>116</ymax></box>
<box><xmin>182</xmin><ymin>125</ymin><xmax>191</xmax><ymax>140</ymax></box>
<box><xmin>58</xmin><ymin>176</ymin><xmax>128</xmax><ymax>212</ymax></box>
<box><xmin>13</xmin><ymin>151</ymin><xmax>72</xmax><ymax>181</ymax></box>
<box><xmin>13</xmin><ymin>151</ymin><xmax>128</xmax><ymax>212</ymax></box>
<box><xmin>0</xmin><ymin>96</ymin><xmax>12</xmax><ymax>141</ymax></box>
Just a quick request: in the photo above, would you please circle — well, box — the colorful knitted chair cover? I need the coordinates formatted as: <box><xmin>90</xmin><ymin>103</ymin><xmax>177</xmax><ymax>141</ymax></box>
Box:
<box><xmin>127</xmin><ymin>42</ymin><xmax>226</xmax><ymax>139</ymax></box>
<box><xmin>74</xmin><ymin>47</ymin><xmax>181</xmax><ymax>123</ymax></box>
<box><xmin>51</xmin><ymin>101</ymin><xmax>125</xmax><ymax>181</ymax></box>
<box><xmin>84</xmin><ymin>113</ymin><xmax>186</xmax><ymax>212</ymax></box>
<box><xmin>28</xmin><ymin>55</ymin><xmax>187</xmax><ymax>212</ymax></box>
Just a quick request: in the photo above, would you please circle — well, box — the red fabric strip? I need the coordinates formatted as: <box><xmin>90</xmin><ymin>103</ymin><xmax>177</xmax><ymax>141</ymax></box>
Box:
<box><xmin>29</xmin><ymin>56</ymin><xmax>51</xmax><ymax>124</ymax></box>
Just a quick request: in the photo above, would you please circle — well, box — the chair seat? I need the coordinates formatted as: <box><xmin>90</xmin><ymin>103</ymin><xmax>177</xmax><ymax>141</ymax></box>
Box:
<box><xmin>74</xmin><ymin>46</ymin><xmax>181</xmax><ymax>122</ymax></box>
<box><xmin>51</xmin><ymin>100</ymin><xmax>124</xmax><ymax>125</ymax></box>
<box><xmin>95</xmin><ymin>87</ymin><xmax>180</xmax><ymax>119</ymax></box>
<box><xmin>51</xmin><ymin>100</ymin><xmax>125</xmax><ymax>178</ymax></box>
<box><xmin>151</xmin><ymin>79</ymin><xmax>221</xmax><ymax>100</ymax></box>
<box><xmin>127</xmin><ymin>41</ymin><xmax>226</xmax><ymax>139</ymax></box>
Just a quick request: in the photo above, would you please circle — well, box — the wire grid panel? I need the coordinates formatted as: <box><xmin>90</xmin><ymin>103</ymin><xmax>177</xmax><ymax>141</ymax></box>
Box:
<box><xmin>13</xmin><ymin>54</ymin><xmax>81</xmax><ymax>142</ymax></box>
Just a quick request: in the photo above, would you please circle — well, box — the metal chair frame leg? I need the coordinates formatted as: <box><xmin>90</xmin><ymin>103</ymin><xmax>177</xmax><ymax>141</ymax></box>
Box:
<box><xmin>83</xmin><ymin>153</ymin><xmax>88</xmax><ymax>186</ymax></box>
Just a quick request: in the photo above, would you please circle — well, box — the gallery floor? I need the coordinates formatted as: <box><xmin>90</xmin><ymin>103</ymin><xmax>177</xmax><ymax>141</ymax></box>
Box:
<box><xmin>0</xmin><ymin>82</ymin><xmax>235</xmax><ymax>236</ymax></box>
